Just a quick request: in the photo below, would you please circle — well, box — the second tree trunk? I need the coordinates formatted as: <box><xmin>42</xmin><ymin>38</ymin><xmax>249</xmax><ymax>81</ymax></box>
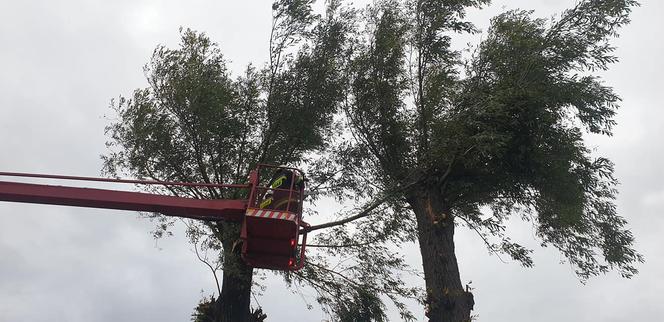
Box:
<box><xmin>408</xmin><ymin>192</ymin><xmax>474</xmax><ymax>322</ymax></box>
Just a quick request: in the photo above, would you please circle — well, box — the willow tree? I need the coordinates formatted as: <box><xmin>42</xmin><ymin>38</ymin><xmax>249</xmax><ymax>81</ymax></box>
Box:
<box><xmin>103</xmin><ymin>3</ymin><xmax>343</xmax><ymax>321</ymax></box>
<box><xmin>325</xmin><ymin>0</ymin><xmax>642</xmax><ymax>321</ymax></box>
<box><xmin>103</xmin><ymin>1</ymin><xmax>419</xmax><ymax>321</ymax></box>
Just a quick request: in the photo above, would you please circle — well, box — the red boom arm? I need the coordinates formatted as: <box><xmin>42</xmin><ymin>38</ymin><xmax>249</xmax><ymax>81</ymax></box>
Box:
<box><xmin>0</xmin><ymin>179</ymin><xmax>247</xmax><ymax>221</ymax></box>
<box><xmin>0</xmin><ymin>165</ymin><xmax>308</xmax><ymax>271</ymax></box>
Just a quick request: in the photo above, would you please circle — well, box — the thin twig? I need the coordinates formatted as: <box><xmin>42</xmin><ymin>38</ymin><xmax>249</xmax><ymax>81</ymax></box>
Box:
<box><xmin>194</xmin><ymin>241</ymin><xmax>222</xmax><ymax>296</ymax></box>
<box><xmin>456</xmin><ymin>215</ymin><xmax>507</xmax><ymax>264</ymax></box>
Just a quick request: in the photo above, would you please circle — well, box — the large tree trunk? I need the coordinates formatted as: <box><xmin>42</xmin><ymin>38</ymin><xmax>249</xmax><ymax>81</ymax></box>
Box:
<box><xmin>211</xmin><ymin>224</ymin><xmax>255</xmax><ymax>322</ymax></box>
<box><xmin>407</xmin><ymin>191</ymin><xmax>474</xmax><ymax>322</ymax></box>
<box><xmin>215</xmin><ymin>251</ymin><xmax>254</xmax><ymax>322</ymax></box>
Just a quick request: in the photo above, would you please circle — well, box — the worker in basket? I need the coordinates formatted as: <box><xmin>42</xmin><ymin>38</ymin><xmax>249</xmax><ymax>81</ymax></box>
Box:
<box><xmin>259</xmin><ymin>167</ymin><xmax>304</xmax><ymax>212</ymax></box>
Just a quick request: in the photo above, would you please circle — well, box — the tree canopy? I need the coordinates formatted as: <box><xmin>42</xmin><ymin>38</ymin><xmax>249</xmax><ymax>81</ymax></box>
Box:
<box><xmin>322</xmin><ymin>0</ymin><xmax>642</xmax><ymax>320</ymax></box>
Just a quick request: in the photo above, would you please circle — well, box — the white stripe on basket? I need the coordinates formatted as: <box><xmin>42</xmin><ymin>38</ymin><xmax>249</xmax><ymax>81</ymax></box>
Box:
<box><xmin>246</xmin><ymin>208</ymin><xmax>298</xmax><ymax>221</ymax></box>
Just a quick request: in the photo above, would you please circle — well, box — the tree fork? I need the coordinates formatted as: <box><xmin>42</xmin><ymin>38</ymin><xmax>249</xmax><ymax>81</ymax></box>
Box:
<box><xmin>408</xmin><ymin>192</ymin><xmax>474</xmax><ymax>322</ymax></box>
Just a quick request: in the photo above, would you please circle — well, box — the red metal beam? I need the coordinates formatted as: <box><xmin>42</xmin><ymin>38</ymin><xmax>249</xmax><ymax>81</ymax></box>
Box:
<box><xmin>0</xmin><ymin>180</ymin><xmax>247</xmax><ymax>221</ymax></box>
<box><xmin>0</xmin><ymin>171</ymin><xmax>249</xmax><ymax>189</ymax></box>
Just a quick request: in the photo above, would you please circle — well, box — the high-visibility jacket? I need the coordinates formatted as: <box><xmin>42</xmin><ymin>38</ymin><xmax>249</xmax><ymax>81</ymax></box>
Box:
<box><xmin>259</xmin><ymin>168</ymin><xmax>304</xmax><ymax>212</ymax></box>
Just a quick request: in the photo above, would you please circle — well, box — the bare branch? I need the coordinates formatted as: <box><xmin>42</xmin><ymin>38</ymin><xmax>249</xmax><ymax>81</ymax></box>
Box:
<box><xmin>194</xmin><ymin>241</ymin><xmax>222</xmax><ymax>296</ymax></box>
<box><xmin>304</xmin><ymin>180</ymin><xmax>419</xmax><ymax>233</ymax></box>
<box><xmin>303</xmin><ymin>240</ymin><xmax>380</xmax><ymax>248</ymax></box>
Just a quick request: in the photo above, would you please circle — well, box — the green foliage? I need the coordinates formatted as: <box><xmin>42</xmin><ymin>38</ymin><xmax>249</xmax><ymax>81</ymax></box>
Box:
<box><xmin>105</xmin><ymin>0</ymin><xmax>643</xmax><ymax>320</ymax></box>
<box><xmin>348</xmin><ymin>5</ymin><xmax>412</xmax><ymax>181</ymax></box>
<box><xmin>105</xmin><ymin>28</ymin><xmax>255</xmax><ymax>197</ymax></box>
<box><xmin>292</xmin><ymin>195</ymin><xmax>421</xmax><ymax>320</ymax></box>
<box><xmin>191</xmin><ymin>296</ymin><xmax>267</xmax><ymax>322</ymax></box>
<box><xmin>439</xmin><ymin>1</ymin><xmax>642</xmax><ymax>278</ymax></box>
<box><xmin>191</xmin><ymin>296</ymin><xmax>216</xmax><ymax>322</ymax></box>
<box><xmin>337</xmin><ymin>288</ymin><xmax>388</xmax><ymax>322</ymax></box>
<box><xmin>333</xmin><ymin>0</ymin><xmax>642</xmax><ymax>281</ymax></box>
<box><xmin>104</xmin><ymin>24</ymin><xmax>345</xmax><ymax>192</ymax></box>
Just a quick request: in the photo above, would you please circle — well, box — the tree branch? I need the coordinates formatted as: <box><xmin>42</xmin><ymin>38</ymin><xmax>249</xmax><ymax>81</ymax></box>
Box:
<box><xmin>194</xmin><ymin>240</ymin><xmax>222</xmax><ymax>296</ymax></box>
<box><xmin>304</xmin><ymin>180</ymin><xmax>418</xmax><ymax>233</ymax></box>
<box><xmin>303</xmin><ymin>240</ymin><xmax>380</xmax><ymax>248</ymax></box>
<box><xmin>455</xmin><ymin>215</ymin><xmax>507</xmax><ymax>264</ymax></box>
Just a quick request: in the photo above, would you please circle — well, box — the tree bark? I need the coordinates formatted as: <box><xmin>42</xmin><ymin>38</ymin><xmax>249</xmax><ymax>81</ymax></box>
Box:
<box><xmin>214</xmin><ymin>253</ymin><xmax>253</xmax><ymax>322</ymax></box>
<box><xmin>407</xmin><ymin>191</ymin><xmax>474</xmax><ymax>322</ymax></box>
<box><xmin>212</xmin><ymin>226</ymin><xmax>255</xmax><ymax>322</ymax></box>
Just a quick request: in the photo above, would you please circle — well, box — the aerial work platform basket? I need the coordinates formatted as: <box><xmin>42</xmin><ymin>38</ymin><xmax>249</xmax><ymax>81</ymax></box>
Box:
<box><xmin>241</xmin><ymin>165</ymin><xmax>309</xmax><ymax>271</ymax></box>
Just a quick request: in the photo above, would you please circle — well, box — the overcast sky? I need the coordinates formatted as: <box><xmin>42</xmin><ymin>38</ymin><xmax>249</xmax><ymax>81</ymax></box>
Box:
<box><xmin>0</xmin><ymin>0</ymin><xmax>662</xmax><ymax>321</ymax></box>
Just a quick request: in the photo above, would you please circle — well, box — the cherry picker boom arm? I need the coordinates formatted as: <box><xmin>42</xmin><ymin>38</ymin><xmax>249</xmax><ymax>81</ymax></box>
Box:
<box><xmin>0</xmin><ymin>179</ymin><xmax>247</xmax><ymax>221</ymax></box>
<box><xmin>0</xmin><ymin>165</ymin><xmax>309</xmax><ymax>271</ymax></box>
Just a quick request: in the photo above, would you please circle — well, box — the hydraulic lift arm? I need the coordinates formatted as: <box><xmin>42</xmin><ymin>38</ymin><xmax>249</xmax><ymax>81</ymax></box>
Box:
<box><xmin>0</xmin><ymin>180</ymin><xmax>247</xmax><ymax>221</ymax></box>
<box><xmin>0</xmin><ymin>165</ymin><xmax>309</xmax><ymax>271</ymax></box>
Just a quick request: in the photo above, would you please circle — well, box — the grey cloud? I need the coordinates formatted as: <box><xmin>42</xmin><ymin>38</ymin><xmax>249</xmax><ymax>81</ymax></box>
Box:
<box><xmin>1</xmin><ymin>0</ymin><xmax>662</xmax><ymax>321</ymax></box>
